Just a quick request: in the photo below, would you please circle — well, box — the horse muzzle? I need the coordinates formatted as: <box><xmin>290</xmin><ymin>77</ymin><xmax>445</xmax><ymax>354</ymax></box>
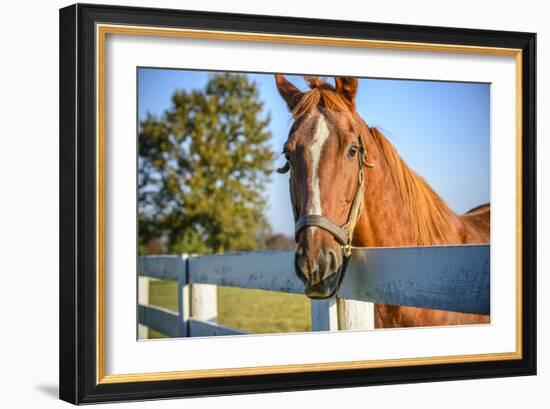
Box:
<box><xmin>294</xmin><ymin>251</ymin><xmax>349</xmax><ymax>299</ymax></box>
<box><xmin>304</xmin><ymin>270</ymin><xmax>342</xmax><ymax>299</ymax></box>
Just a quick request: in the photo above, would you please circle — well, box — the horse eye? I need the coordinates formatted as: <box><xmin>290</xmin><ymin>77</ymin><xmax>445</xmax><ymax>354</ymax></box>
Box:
<box><xmin>348</xmin><ymin>145</ymin><xmax>359</xmax><ymax>158</ymax></box>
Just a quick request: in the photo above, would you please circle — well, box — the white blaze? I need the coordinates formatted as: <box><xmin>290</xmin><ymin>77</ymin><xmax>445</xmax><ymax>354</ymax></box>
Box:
<box><xmin>309</xmin><ymin>114</ymin><xmax>330</xmax><ymax>218</ymax></box>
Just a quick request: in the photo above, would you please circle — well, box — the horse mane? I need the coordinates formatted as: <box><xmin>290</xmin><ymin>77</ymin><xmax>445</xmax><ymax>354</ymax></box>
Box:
<box><xmin>368</xmin><ymin>127</ymin><xmax>461</xmax><ymax>245</ymax></box>
<box><xmin>292</xmin><ymin>76</ymin><xmax>354</xmax><ymax>119</ymax></box>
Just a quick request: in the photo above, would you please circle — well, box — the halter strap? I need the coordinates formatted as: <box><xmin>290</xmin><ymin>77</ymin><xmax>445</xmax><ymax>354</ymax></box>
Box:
<box><xmin>295</xmin><ymin>215</ymin><xmax>350</xmax><ymax>245</ymax></box>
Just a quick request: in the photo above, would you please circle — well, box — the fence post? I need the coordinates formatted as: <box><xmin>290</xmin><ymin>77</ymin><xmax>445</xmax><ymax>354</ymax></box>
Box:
<box><xmin>336</xmin><ymin>299</ymin><xmax>375</xmax><ymax>330</ymax></box>
<box><xmin>310</xmin><ymin>298</ymin><xmax>338</xmax><ymax>331</ymax></box>
<box><xmin>138</xmin><ymin>276</ymin><xmax>150</xmax><ymax>339</ymax></box>
<box><xmin>177</xmin><ymin>254</ymin><xmax>190</xmax><ymax>337</ymax></box>
<box><xmin>190</xmin><ymin>284</ymin><xmax>218</xmax><ymax>323</ymax></box>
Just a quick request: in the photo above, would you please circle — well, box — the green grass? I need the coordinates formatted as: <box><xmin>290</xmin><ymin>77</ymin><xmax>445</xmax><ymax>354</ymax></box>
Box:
<box><xmin>147</xmin><ymin>280</ymin><xmax>311</xmax><ymax>338</ymax></box>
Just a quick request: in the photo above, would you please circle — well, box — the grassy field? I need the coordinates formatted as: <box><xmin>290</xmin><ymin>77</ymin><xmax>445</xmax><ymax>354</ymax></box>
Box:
<box><xmin>147</xmin><ymin>280</ymin><xmax>311</xmax><ymax>338</ymax></box>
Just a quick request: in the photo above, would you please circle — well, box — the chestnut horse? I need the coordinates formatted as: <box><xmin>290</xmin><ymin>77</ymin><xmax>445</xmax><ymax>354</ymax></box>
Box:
<box><xmin>275</xmin><ymin>75</ymin><xmax>490</xmax><ymax>328</ymax></box>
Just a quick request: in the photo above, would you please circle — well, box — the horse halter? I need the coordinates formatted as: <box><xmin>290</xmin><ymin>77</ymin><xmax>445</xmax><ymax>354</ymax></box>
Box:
<box><xmin>277</xmin><ymin>132</ymin><xmax>374</xmax><ymax>258</ymax></box>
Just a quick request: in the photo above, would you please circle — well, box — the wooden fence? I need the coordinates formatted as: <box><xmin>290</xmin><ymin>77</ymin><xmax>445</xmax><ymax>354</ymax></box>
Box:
<box><xmin>138</xmin><ymin>245</ymin><xmax>490</xmax><ymax>338</ymax></box>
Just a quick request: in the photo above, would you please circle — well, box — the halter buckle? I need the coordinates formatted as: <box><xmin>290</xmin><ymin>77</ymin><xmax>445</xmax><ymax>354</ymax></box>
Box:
<box><xmin>343</xmin><ymin>243</ymin><xmax>352</xmax><ymax>258</ymax></box>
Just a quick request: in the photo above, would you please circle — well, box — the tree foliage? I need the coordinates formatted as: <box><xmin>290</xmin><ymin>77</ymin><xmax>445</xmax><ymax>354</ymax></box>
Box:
<box><xmin>138</xmin><ymin>73</ymin><xmax>275</xmax><ymax>254</ymax></box>
<box><xmin>264</xmin><ymin>234</ymin><xmax>296</xmax><ymax>251</ymax></box>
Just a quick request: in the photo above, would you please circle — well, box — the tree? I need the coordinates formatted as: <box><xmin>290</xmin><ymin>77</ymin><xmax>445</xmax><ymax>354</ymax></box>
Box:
<box><xmin>138</xmin><ymin>73</ymin><xmax>275</xmax><ymax>254</ymax></box>
<box><xmin>264</xmin><ymin>234</ymin><xmax>296</xmax><ymax>251</ymax></box>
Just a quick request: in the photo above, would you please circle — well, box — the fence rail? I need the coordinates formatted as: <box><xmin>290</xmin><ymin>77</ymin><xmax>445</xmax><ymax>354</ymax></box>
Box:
<box><xmin>138</xmin><ymin>245</ymin><xmax>490</xmax><ymax>338</ymax></box>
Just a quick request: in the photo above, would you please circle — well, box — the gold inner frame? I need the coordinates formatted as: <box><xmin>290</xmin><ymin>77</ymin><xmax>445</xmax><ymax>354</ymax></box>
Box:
<box><xmin>95</xmin><ymin>23</ymin><xmax>523</xmax><ymax>385</ymax></box>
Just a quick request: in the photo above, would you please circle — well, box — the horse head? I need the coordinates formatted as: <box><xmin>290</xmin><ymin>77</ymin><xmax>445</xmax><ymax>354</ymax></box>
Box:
<box><xmin>275</xmin><ymin>75</ymin><xmax>373</xmax><ymax>299</ymax></box>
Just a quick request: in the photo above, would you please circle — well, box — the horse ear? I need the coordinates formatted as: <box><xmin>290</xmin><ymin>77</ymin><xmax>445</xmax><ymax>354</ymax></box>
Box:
<box><xmin>275</xmin><ymin>74</ymin><xmax>303</xmax><ymax>111</ymax></box>
<box><xmin>335</xmin><ymin>77</ymin><xmax>358</xmax><ymax>107</ymax></box>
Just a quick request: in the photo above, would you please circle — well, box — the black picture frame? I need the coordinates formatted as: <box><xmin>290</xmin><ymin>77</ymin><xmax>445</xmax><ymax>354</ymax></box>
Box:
<box><xmin>59</xmin><ymin>3</ymin><xmax>536</xmax><ymax>404</ymax></box>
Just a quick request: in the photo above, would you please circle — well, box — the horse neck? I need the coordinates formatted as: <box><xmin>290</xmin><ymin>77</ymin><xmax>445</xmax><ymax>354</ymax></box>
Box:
<box><xmin>353</xmin><ymin>122</ymin><xmax>463</xmax><ymax>247</ymax></box>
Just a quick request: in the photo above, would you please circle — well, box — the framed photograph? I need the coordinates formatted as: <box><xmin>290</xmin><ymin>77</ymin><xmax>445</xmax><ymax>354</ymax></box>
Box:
<box><xmin>59</xmin><ymin>3</ymin><xmax>536</xmax><ymax>404</ymax></box>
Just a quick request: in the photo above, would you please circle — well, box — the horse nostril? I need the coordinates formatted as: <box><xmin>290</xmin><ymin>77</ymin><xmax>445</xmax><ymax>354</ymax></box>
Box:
<box><xmin>296</xmin><ymin>254</ymin><xmax>307</xmax><ymax>274</ymax></box>
<box><xmin>295</xmin><ymin>254</ymin><xmax>318</xmax><ymax>282</ymax></box>
<box><xmin>326</xmin><ymin>250</ymin><xmax>339</xmax><ymax>272</ymax></box>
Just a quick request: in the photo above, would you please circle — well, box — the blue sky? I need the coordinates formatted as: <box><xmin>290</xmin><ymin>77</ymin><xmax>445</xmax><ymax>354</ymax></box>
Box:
<box><xmin>138</xmin><ymin>68</ymin><xmax>490</xmax><ymax>237</ymax></box>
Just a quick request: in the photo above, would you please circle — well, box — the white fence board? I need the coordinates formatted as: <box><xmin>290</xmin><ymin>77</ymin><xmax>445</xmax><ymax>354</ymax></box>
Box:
<box><xmin>187</xmin><ymin>246</ymin><xmax>489</xmax><ymax>315</ymax></box>
<box><xmin>138</xmin><ymin>245</ymin><xmax>490</xmax><ymax>338</ymax></box>
<box><xmin>188</xmin><ymin>251</ymin><xmax>303</xmax><ymax>294</ymax></box>
<box><xmin>138</xmin><ymin>255</ymin><xmax>186</xmax><ymax>281</ymax></box>
<box><xmin>340</xmin><ymin>245</ymin><xmax>490</xmax><ymax>315</ymax></box>
<box><xmin>138</xmin><ymin>304</ymin><xmax>181</xmax><ymax>338</ymax></box>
